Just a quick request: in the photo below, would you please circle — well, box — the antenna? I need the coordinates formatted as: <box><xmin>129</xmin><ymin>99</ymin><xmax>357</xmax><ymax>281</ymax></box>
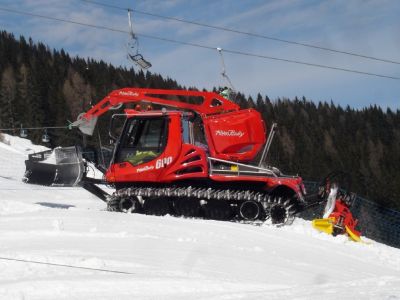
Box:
<box><xmin>126</xmin><ymin>9</ymin><xmax>152</xmax><ymax>69</ymax></box>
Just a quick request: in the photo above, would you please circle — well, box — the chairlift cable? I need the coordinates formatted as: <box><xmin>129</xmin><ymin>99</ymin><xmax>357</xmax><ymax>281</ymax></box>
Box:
<box><xmin>78</xmin><ymin>0</ymin><xmax>400</xmax><ymax>66</ymax></box>
<box><xmin>0</xmin><ymin>126</ymin><xmax>69</xmax><ymax>131</ymax></box>
<box><xmin>0</xmin><ymin>6</ymin><xmax>399</xmax><ymax>80</ymax></box>
<box><xmin>137</xmin><ymin>33</ymin><xmax>400</xmax><ymax>80</ymax></box>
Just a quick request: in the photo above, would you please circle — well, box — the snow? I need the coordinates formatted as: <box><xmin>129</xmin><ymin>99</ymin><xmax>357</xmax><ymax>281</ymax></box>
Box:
<box><xmin>0</xmin><ymin>134</ymin><xmax>400</xmax><ymax>299</ymax></box>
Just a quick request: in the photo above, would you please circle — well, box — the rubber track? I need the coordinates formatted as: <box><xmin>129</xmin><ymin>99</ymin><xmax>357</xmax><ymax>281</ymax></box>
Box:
<box><xmin>107</xmin><ymin>186</ymin><xmax>298</xmax><ymax>225</ymax></box>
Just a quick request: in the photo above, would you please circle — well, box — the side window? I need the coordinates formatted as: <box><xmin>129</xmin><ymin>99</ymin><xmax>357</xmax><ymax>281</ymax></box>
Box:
<box><xmin>181</xmin><ymin>117</ymin><xmax>207</xmax><ymax>151</ymax></box>
<box><xmin>116</xmin><ymin>117</ymin><xmax>167</xmax><ymax>165</ymax></box>
<box><xmin>193</xmin><ymin>118</ymin><xmax>208</xmax><ymax>151</ymax></box>
<box><xmin>182</xmin><ymin>118</ymin><xmax>191</xmax><ymax>144</ymax></box>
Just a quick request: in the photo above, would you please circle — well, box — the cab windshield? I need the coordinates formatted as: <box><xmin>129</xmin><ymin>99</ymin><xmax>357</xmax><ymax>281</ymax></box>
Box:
<box><xmin>115</xmin><ymin>117</ymin><xmax>167</xmax><ymax>166</ymax></box>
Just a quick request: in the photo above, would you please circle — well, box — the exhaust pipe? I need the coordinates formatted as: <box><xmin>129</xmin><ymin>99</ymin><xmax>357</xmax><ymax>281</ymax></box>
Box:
<box><xmin>239</xmin><ymin>201</ymin><xmax>260</xmax><ymax>220</ymax></box>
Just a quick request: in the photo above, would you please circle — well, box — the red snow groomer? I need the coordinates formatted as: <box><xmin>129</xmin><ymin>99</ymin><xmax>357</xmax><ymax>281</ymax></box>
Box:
<box><xmin>24</xmin><ymin>88</ymin><xmax>336</xmax><ymax>225</ymax></box>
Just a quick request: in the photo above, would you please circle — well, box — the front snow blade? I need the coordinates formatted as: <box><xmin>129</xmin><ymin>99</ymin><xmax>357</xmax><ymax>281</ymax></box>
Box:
<box><xmin>24</xmin><ymin>146</ymin><xmax>84</xmax><ymax>187</ymax></box>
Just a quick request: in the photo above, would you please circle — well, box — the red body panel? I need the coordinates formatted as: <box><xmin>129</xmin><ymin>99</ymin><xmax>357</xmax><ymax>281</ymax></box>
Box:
<box><xmin>210</xmin><ymin>174</ymin><xmax>303</xmax><ymax>197</ymax></box>
<box><xmin>203</xmin><ymin>109</ymin><xmax>266</xmax><ymax>161</ymax></box>
<box><xmin>106</xmin><ymin>113</ymin><xmax>209</xmax><ymax>183</ymax></box>
<box><xmin>161</xmin><ymin>144</ymin><xmax>209</xmax><ymax>181</ymax></box>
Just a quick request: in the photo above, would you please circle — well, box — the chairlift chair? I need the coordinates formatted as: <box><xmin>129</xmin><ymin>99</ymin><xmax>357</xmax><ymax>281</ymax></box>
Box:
<box><xmin>128</xmin><ymin>53</ymin><xmax>152</xmax><ymax>69</ymax></box>
<box><xmin>42</xmin><ymin>129</ymin><xmax>50</xmax><ymax>143</ymax></box>
<box><xmin>126</xmin><ymin>9</ymin><xmax>152</xmax><ymax>70</ymax></box>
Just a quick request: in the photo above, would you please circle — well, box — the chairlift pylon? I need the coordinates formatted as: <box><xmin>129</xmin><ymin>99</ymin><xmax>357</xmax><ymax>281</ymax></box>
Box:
<box><xmin>20</xmin><ymin>124</ymin><xmax>28</xmax><ymax>138</ymax></box>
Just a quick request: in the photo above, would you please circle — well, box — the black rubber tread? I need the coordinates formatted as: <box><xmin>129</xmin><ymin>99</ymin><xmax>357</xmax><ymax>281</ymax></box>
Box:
<box><xmin>203</xmin><ymin>200</ymin><xmax>233</xmax><ymax>220</ymax></box>
<box><xmin>173</xmin><ymin>198</ymin><xmax>201</xmax><ymax>217</ymax></box>
<box><xmin>143</xmin><ymin>198</ymin><xmax>171</xmax><ymax>216</ymax></box>
<box><xmin>106</xmin><ymin>185</ymin><xmax>300</xmax><ymax>225</ymax></box>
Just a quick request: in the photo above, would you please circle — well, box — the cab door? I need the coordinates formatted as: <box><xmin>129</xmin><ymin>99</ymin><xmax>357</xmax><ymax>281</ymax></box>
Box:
<box><xmin>112</xmin><ymin>116</ymin><xmax>168</xmax><ymax>182</ymax></box>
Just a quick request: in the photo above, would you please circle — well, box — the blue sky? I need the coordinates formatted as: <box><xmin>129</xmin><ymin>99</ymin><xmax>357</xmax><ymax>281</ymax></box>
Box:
<box><xmin>0</xmin><ymin>0</ymin><xmax>399</xmax><ymax>109</ymax></box>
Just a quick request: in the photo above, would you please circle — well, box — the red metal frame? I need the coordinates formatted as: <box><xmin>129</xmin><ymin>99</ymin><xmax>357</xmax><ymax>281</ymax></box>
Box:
<box><xmin>79</xmin><ymin>88</ymin><xmax>240</xmax><ymax>122</ymax></box>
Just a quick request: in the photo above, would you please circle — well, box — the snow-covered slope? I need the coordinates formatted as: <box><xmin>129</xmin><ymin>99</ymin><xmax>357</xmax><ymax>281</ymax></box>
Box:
<box><xmin>0</xmin><ymin>134</ymin><xmax>399</xmax><ymax>300</ymax></box>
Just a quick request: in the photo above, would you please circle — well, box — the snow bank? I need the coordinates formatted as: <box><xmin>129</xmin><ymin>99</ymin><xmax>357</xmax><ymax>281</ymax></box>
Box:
<box><xmin>0</xmin><ymin>134</ymin><xmax>48</xmax><ymax>155</ymax></box>
<box><xmin>0</xmin><ymin>134</ymin><xmax>399</xmax><ymax>299</ymax></box>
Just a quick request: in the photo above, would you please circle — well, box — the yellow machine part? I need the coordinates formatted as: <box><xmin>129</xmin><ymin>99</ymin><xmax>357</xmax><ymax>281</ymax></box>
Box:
<box><xmin>312</xmin><ymin>218</ymin><xmax>363</xmax><ymax>243</ymax></box>
<box><xmin>345</xmin><ymin>226</ymin><xmax>362</xmax><ymax>242</ymax></box>
<box><xmin>312</xmin><ymin>217</ymin><xmax>335</xmax><ymax>235</ymax></box>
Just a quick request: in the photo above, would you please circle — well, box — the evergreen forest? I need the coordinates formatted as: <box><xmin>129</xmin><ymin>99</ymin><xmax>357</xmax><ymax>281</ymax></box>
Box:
<box><xmin>0</xmin><ymin>31</ymin><xmax>399</xmax><ymax>210</ymax></box>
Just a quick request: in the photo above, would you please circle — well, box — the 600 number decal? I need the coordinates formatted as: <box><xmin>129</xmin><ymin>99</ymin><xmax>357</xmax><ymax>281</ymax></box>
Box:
<box><xmin>156</xmin><ymin>156</ymin><xmax>173</xmax><ymax>169</ymax></box>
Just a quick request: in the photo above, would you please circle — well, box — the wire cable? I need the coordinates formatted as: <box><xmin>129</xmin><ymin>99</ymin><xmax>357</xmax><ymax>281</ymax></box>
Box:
<box><xmin>0</xmin><ymin>7</ymin><xmax>126</xmax><ymax>34</ymax></box>
<box><xmin>0</xmin><ymin>256</ymin><xmax>135</xmax><ymax>275</ymax></box>
<box><xmin>131</xmin><ymin>34</ymin><xmax>400</xmax><ymax>80</ymax></box>
<box><xmin>0</xmin><ymin>126</ymin><xmax>69</xmax><ymax>131</ymax></box>
<box><xmin>0</xmin><ymin>6</ymin><xmax>399</xmax><ymax>80</ymax></box>
<box><xmin>79</xmin><ymin>0</ymin><xmax>400</xmax><ymax>65</ymax></box>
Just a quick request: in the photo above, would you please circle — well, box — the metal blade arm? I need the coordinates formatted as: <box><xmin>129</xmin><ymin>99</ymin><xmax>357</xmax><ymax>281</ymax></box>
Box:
<box><xmin>72</xmin><ymin>88</ymin><xmax>240</xmax><ymax>135</ymax></box>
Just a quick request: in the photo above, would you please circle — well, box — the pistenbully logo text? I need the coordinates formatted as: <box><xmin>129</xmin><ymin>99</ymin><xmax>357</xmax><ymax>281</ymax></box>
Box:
<box><xmin>215</xmin><ymin>130</ymin><xmax>244</xmax><ymax>138</ymax></box>
<box><xmin>118</xmin><ymin>91</ymin><xmax>139</xmax><ymax>97</ymax></box>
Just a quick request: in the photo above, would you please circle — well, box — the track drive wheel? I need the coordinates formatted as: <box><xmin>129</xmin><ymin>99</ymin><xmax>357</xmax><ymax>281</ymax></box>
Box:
<box><xmin>269</xmin><ymin>197</ymin><xmax>295</xmax><ymax>225</ymax></box>
<box><xmin>119</xmin><ymin>197</ymin><xmax>141</xmax><ymax>213</ymax></box>
<box><xmin>270</xmin><ymin>204</ymin><xmax>287</xmax><ymax>224</ymax></box>
<box><xmin>239</xmin><ymin>200</ymin><xmax>261</xmax><ymax>221</ymax></box>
